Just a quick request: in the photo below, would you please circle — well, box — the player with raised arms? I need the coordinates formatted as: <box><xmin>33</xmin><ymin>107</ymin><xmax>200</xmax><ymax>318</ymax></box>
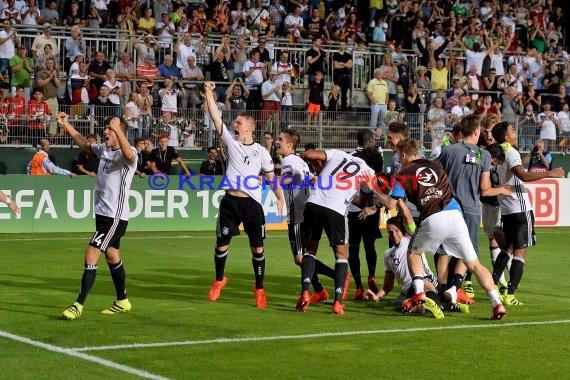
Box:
<box><xmin>60</xmin><ymin>113</ymin><xmax>137</xmax><ymax>320</ymax></box>
<box><xmin>203</xmin><ymin>81</ymin><xmax>284</xmax><ymax>309</ymax></box>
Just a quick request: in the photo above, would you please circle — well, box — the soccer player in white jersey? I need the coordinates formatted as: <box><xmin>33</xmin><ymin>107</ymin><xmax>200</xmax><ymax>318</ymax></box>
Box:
<box><xmin>295</xmin><ymin>148</ymin><xmax>374</xmax><ymax>315</ymax></box>
<box><xmin>367</xmin><ymin>214</ymin><xmax>469</xmax><ymax>318</ymax></box>
<box><xmin>203</xmin><ymin>81</ymin><xmax>284</xmax><ymax>309</ymax></box>
<box><xmin>60</xmin><ymin>113</ymin><xmax>137</xmax><ymax>320</ymax></box>
<box><xmin>277</xmin><ymin>129</ymin><xmax>335</xmax><ymax>303</ymax></box>
<box><xmin>490</xmin><ymin>122</ymin><xmax>564</xmax><ymax>305</ymax></box>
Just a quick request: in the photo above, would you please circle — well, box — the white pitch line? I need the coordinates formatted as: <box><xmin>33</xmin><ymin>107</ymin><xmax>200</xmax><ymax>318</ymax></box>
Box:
<box><xmin>72</xmin><ymin>319</ymin><xmax>570</xmax><ymax>352</ymax></box>
<box><xmin>0</xmin><ymin>330</ymin><xmax>169</xmax><ymax>380</ymax></box>
<box><xmin>0</xmin><ymin>235</ymin><xmax>290</xmax><ymax>242</ymax></box>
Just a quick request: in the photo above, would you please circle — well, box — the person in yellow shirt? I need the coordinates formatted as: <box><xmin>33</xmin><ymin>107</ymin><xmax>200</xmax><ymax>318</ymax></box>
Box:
<box><xmin>138</xmin><ymin>8</ymin><xmax>157</xmax><ymax>35</ymax></box>
<box><xmin>367</xmin><ymin>68</ymin><xmax>389</xmax><ymax>140</ymax></box>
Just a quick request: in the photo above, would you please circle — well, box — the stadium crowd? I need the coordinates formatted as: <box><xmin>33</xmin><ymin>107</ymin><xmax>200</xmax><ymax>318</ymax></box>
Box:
<box><xmin>0</xmin><ymin>0</ymin><xmax>568</xmax><ymax>153</ymax></box>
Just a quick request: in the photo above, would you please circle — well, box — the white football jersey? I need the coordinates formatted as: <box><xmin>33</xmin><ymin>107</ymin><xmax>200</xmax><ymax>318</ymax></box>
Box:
<box><xmin>220</xmin><ymin>125</ymin><xmax>274</xmax><ymax>204</ymax></box>
<box><xmin>496</xmin><ymin>144</ymin><xmax>532</xmax><ymax>215</ymax></box>
<box><xmin>280</xmin><ymin>153</ymin><xmax>312</xmax><ymax>224</ymax></box>
<box><xmin>91</xmin><ymin>144</ymin><xmax>137</xmax><ymax>221</ymax></box>
<box><xmin>384</xmin><ymin>236</ymin><xmax>437</xmax><ymax>295</ymax></box>
<box><xmin>308</xmin><ymin>149</ymin><xmax>374</xmax><ymax>216</ymax></box>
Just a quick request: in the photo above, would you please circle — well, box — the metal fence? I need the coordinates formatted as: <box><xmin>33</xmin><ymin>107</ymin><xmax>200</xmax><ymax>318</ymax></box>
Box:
<box><xmin>0</xmin><ymin>103</ymin><xmax>563</xmax><ymax>154</ymax></box>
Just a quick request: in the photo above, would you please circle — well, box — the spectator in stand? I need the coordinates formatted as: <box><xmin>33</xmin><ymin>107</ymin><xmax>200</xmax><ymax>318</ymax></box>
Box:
<box><xmin>467</xmin><ymin>64</ymin><xmax>484</xmax><ymax>108</ymax></box>
<box><xmin>62</xmin><ymin>1</ymin><xmax>86</xmax><ymax>28</ymax></box>
<box><xmin>158</xmin><ymin>54</ymin><xmax>181</xmax><ymax>80</ymax></box>
<box><xmin>35</xmin><ymin>57</ymin><xmax>59</xmax><ymax>135</ymax></box>
<box><xmin>306</xmin><ymin>70</ymin><xmax>323</xmax><ymax>127</ymax></box>
<box><xmin>64</xmin><ymin>25</ymin><xmax>86</xmax><ymax>74</ymax></box>
<box><xmin>543</xmin><ymin>60</ymin><xmax>563</xmax><ymax>96</ymax></box>
<box><xmin>210</xmin><ymin>35</ymin><xmax>232</xmax><ymax>101</ymax></box>
<box><xmin>27</xmin><ymin>88</ymin><xmax>51</xmax><ymax>143</ymax></box>
<box><xmin>247</xmin><ymin>0</ymin><xmax>269</xmax><ymax>31</ymax></box>
<box><xmin>91</xmin><ymin>85</ymin><xmax>115</xmax><ymax>134</ymax></box>
<box><xmin>367</xmin><ymin>68</ymin><xmax>388</xmax><ymax>140</ymax></box>
<box><xmin>306</xmin><ymin>36</ymin><xmax>325</xmax><ymax>86</ymax></box>
<box><xmin>430</xmin><ymin>56</ymin><xmax>453</xmax><ymax>94</ymax></box>
<box><xmin>181</xmin><ymin>56</ymin><xmax>204</xmax><ymax>109</ymax></box>
<box><xmin>1</xmin><ymin>0</ymin><xmax>21</xmax><ymax>24</ymax></box>
<box><xmin>114</xmin><ymin>52</ymin><xmax>135</xmax><ymax>104</ymax></box>
<box><xmin>156</xmin><ymin>12</ymin><xmax>176</xmax><ymax>50</ymax></box>
<box><xmin>476</xmin><ymin>95</ymin><xmax>502</xmax><ymax>118</ymax></box>
<box><xmin>518</xmin><ymin>103</ymin><xmax>539</xmax><ymax>151</ymax></box>
<box><xmin>267</xmin><ymin>0</ymin><xmax>286</xmax><ymax>35</ymax></box>
<box><xmin>379</xmin><ymin>53</ymin><xmax>398</xmax><ymax>102</ymax></box>
<box><xmin>538</xmin><ymin>102</ymin><xmax>559</xmax><ymax>152</ymax></box>
<box><xmin>333</xmin><ymin>41</ymin><xmax>352</xmax><ymax>111</ymax></box>
<box><xmin>75</xmin><ymin>134</ymin><xmax>100</xmax><ymax>176</ymax></box>
<box><xmin>405</xmin><ymin>83</ymin><xmax>424</xmax><ymax>139</ymax></box>
<box><xmin>502</xmin><ymin>86</ymin><xmax>523</xmax><ymax>125</ymax></box>
<box><xmin>133</xmin><ymin>34</ymin><xmax>160</xmax><ymax>65</ymax></box>
<box><xmin>0</xmin><ymin>19</ymin><xmax>20</xmax><ymax>83</ymax></box>
<box><xmin>450</xmin><ymin>94</ymin><xmax>472</xmax><ymax>124</ymax></box>
<box><xmin>243</xmin><ymin>50</ymin><xmax>265</xmax><ymax>110</ymax></box>
<box><xmin>426</xmin><ymin>96</ymin><xmax>448</xmax><ymax>150</ymax></box>
<box><xmin>38</xmin><ymin>0</ymin><xmax>59</xmax><ymax>25</ymax></box>
<box><xmin>123</xmin><ymin>91</ymin><xmax>140</xmax><ymax>143</ymax></box>
<box><xmin>225</xmin><ymin>77</ymin><xmax>249</xmax><ymax>121</ymax></box>
<box><xmin>28</xmin><ymin>139</ymin><xmax>76</xmax><ymax>176</ymax></box>
<box><xmin>159</xmin><ymin>77</ymin><xmax>185</xmax><ymax>116</ymax></box>
<box><xmin>194</xmin><ymin>33</ymin><xmax>211</xmax><ymax>74</ymax></box>
<box><xmin>260</xmin><ymin>70</ymin><xmax>281</xmax><ymax>132</ymax></box>
<box><xmin>231</xmin><ymin>34</ymin><xmax>247</xmax><ymax>75</ymax></box>
<box><xmin>482</xmin><ymin>68</ymin><xmax>504</xmax><ymax>103</ymax></box>
<box><xmin>153</xmin><ymin>0</ymin><xmax>171</xmax><ymax>20</ymax></box>
<box><xmin>88</xmin><ymin>51</ymin><xmax>111</xmax><ymax>93</ymax></box>
<box><xmin>137</xmin><ymin>84</ymin><xmax>153</xmax><ymax>139</ymax></box>
<box><xmin>305</xmin><ymin>7</ymin><xmax>327</xmax><ymax>41</ymax></box>
<box><xmin>524</xmin><ymin>138</ymin><xmax>552</xmax><ymax>172</ymax></box>
<box><xmin>272</xmin><ymin>50</ymin><xmax>292</xmax><ymax>86</ymax></box>
<box><xmin>384</xmin><ymin>98</ymin><xmax>403</xmax><ymax>127</ymax></box>
<box><xmin>31</xmin><ymin>23</ymin><xmax>58</xmax><ymax>62</ymax></box>
<box><xmin>103</xmin><ymin>69</ymin><xmax>123</xmax><ymax>117</ymax></box>
<box><xmin>138</xmin><ymin>7</ymin><xmax>157</xmax><ymax>35</ymax></box>
<box><xmin>10</xmin><ymin>45</ymin><xmax>33</xmax><ymax>101</ymax></box>
<box><xmin>117</xmin><ymin>5</ymin><xmax>137</xmax><ymax>54</ymax></box>
<box><xmin>199</xmin><ymin>146</ymin><xmax>224</xmax><ymax>175</ymax></box>
<box><xmin>34</xmin><ymin>43</ymin><xmax>60</xmax><ymax>73</ymax></box>
<box><xmin>67</xmin><ymin>61</ymin><xmax>90</xmax><ymax>117</ymax></box>
<box><xmin>175</xmin><ymin>31</ymin><xmax>196</xmax><ymax>70</ymax></box>
<box><xmin>23</xmin><ymin>0</ymin><xmax>42</xmax><ymax>26</ymax></box>
<box><xmin>136</xmin><ymin>54</ymin><xmax>160</xmax><ymax>88</ymax></box>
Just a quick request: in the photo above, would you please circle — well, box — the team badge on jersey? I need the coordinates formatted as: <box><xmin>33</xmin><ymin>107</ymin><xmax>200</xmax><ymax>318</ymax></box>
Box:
<box><xmin>416</xmin><ymin>167</ymin><xmax>438</xmax><ymax>187</ymax></box>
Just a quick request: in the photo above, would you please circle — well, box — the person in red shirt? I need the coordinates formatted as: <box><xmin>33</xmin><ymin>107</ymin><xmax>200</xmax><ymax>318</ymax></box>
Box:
<box><xmin>9</xmin><ymin>86</ymin><xmax>26</xmax><ymax>142</ymax></box>
<box><xmin>27</xmin><ymin>88</ymin><xmax>52</xmax><ymax>144</ymax></box>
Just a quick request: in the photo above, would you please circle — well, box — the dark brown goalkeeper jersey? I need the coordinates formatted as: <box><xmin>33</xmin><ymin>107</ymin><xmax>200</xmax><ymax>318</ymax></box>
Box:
<box><xmin>390</xmin><ymin>159</ymin><xmax>455</xmax><ymax>222</ymax></box>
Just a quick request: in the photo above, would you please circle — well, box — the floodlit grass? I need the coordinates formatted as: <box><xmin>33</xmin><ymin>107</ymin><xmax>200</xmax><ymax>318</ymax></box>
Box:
<box><xmin>1</xmin><ymin>228</ymin><xmax>570</xmax><ymax>379</ymax></box>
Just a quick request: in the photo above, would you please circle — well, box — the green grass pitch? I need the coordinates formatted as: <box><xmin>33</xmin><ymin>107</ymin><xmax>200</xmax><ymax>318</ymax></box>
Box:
<box><xmin>1</xmin><ymin>228</ymin><xmax>570</xmax><ymax>379</ymax></box>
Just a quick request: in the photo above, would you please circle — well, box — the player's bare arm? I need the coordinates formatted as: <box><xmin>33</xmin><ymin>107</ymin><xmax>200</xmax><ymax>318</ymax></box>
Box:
<box><xmin>511</xmin><ymin>165</ymin><xmax>565</xmax><ymax>182</ymax></box>
<box><xmin>480</xmin><ymin>172</ymin><xmax>512</xmax><ymax>197</ymax></box>
<box><xmin>57</xmin><ymin>112</ymin><xmax>91</xmax><ymax>153</ymax></box>
<box><xmin>109</xmin><ymin>117</ymin><xmax>136</xmax><ymax>163</ymax></box>
<box><xmin>0</xmin><ymin>190</ymin><xmax>20</xmax><ymax>214</ymax></box>
<box><xmin>203</xmin><ymin>81</ymin><xmax>224</xmax><ymax>136</ymax></box>
<box><xmin>264</xmin><ymin>170</ymin><xmax>284</xmax><ymax>217</ymax></box>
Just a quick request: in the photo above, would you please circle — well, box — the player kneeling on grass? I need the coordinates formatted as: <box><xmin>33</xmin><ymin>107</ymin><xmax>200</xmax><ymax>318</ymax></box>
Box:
<box><xmin>364</xmin><ymin>213</ymin><xmax>469</xmax><ymax>318</ymax></box>
<box><xmin>59</xmin><ymin>113</ymin><xmax>137</xmax><ymax>320</ymax></box>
